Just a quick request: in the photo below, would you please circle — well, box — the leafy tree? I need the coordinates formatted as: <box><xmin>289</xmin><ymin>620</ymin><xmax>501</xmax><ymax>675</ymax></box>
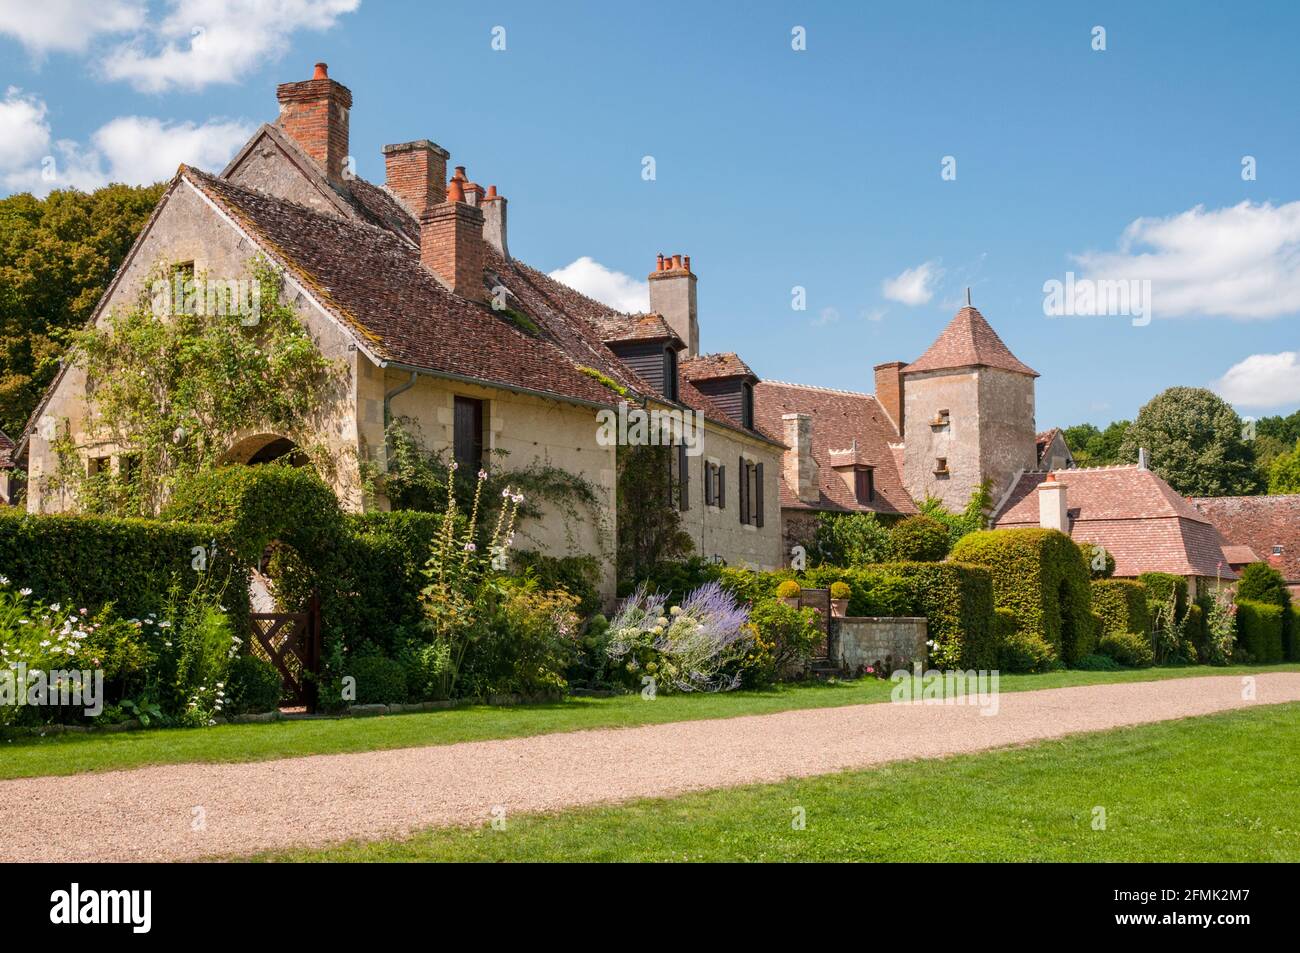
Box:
<box><xmin>917</xmin><ymin>480</ymin><xmax>992</xmax><ymax>546</ymax></box>
<box><xmin>888</xmin><ymin>514</ymin><xmax>951</xmax><ymax>562</ymax></box>
<box><xmin>810</xmin><ymin>511</ymin><xmax>891</xmax><ymax>566</ymax></box>
<box><xmin>1270</xmin><ymin>440</ymin><xmax>1300</xmax><ymax>494</ymax></box>
<box><xmin>1236</xmin><ymin>561</ymin><xmax>1291</xmax><ymax>609</ymax></box>
<box><xmin>0</xmin><ymin>183</ymin><xmax>164</xmax><ymax>436</ymax></box>
<box><xmin>1063</xmin><ymin>420</ymin><xmax>1130</xmax><ymax>467</ymax></box>
<box><xmin>1119</xmin><ymin>387</ymin><xmax>1264</xmax><ymax>496</ymax></box>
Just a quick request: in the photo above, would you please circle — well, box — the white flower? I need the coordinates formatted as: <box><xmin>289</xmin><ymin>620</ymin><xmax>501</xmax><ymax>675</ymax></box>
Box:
<box><xmin>19</xmin><ymin>588</ymin><xmax>32</xmax><ymax>597</ymax></box>
<box><xmin>448</xmin><ymin>460</ymin><xmax>458</xmax><ymax>471</ymax></box>
<box><xmin>463</xmin><ymin>542</ymin><xmax>477</xmax><ymax>552</ymax></box>
<box><xmin>39</xmin><ymin>640</ymin><xmax>51</xmax><ymax>648</ymax></box>
<box><xmin>50</xmin><ymin>603</ymin><xmax>61</xmax><ymax>612</ymax></box>
<box><xmin>478</xmin><ymin>469</ymin><xmax>488</xmax><ymax>480</ymax></box>
<box><xmin>0</xmin><ymin>575</ymin><xmax>8</xmax><ymax>586</ymax></box>
<box><xmin>669</xmin><ymin>606</ymin><xmax>681</xmax><ymax>616</ymax></box>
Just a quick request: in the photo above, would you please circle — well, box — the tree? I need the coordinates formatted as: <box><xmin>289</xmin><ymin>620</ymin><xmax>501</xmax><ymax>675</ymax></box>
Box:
<box><xmin>888</xmin><ymin>514</ymin><xmax>951</xmax><ymax>562</ymax></box>
<box><xmin>1269</xmin><ymin>440</ymin><xmax>1300</xmax><ymax>494</ymax></box>
<box><xmin>0</xmin><ymin>183</ymin><xmax>164</xmax><ymax>435</ymax></box>
<box><xmin>1119</xmin><ymin>387</ymin><xmax>1264</xmax><ymax>496</ymax></box>
<box><xmin>1063</xmin><ymin>420</ymin><xmax>1130</xmax><ymax>467</ymax></box>
<box><xmin>810</xmin><ymin>511</ymin><xmax>891</xmax><ymax>566</ymax></box>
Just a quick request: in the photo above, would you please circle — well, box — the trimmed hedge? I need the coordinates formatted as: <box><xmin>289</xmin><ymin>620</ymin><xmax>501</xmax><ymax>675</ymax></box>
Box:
<box><xmin>950</xmin><ymin>528</ymin><xmax>1096</xmax><ymax>666</ymax></box>
<box><xmin>1235</xmin><ymin>563</ymin><xmax>1294</xmax><ymax>662</ymax></box>
<box><xmin>1236</xmin><ymin>599</ymin><xmax>1284</xmax><ymax>663</ymax></box>
<box><xmin>1098</xmin><ymin>631</ymin><xmax>1154</xmax><ymax>667</ymax></box>
<box><xmin>888</xmin><ymin>515</ymin><xmax>951</xmax><ymax>562</ymax></box>
<box><xmin>1292</xmin><ymin>606</ymin><xmax>1300</xmax><ymax>663</ymax></box>
<box><xmin>1090</xmin><ymin>579</ymin><xmax>1152</xmax><ymax>639</ymax></box>
<box><xmin>511</xmin><ymin>550</ymin><xmax>602</xmax><ymax>617</ymax></box>
<box><xmin>0</xmin><ymin>509</ymin><xmax>247</xmax><ymax>622</ymax></box>
<box><xmin>1137</xmin><ymin>572</ymin><xmax>1188</xmax><ymax>618</ymax></box>
<box><xmin>994</xmin><ymin>607</ymin><xmax>1053</xmax><ymax>673</ymax></box>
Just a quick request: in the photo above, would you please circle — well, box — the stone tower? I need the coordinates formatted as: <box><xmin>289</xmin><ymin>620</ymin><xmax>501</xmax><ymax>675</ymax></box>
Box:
<box><xmin>900</xmin><ymin>306</ymin><xmax>1038</xmax><ymax>511</ymax></box>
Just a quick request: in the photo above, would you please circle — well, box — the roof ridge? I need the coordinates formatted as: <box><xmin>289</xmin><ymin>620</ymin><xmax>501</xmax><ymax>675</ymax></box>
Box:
<box><xmin>760</xmin><ymin>379</ymin><xmax>877</xmax><ymax>399</ymax></box>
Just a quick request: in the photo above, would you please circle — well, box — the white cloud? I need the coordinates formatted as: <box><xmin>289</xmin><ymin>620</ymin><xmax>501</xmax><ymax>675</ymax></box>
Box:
<box><xmin>883</xmin><ymin>260</ymin><xmax>942</xmax><ymax>306</ymax></box>
<box><xmin>1213</xmin><ymin>351</ymin><xmax>1300</xmax><ymax>408</ymax></box>
<box><xmin>812</xmin><ymin>306</ymin><xmax>840</xmax><ymax>327</ymax></box>
<box><xmin>0</xmin><ymin>0</ymin><xmax>145</xmax><ymax>55</ymax></box>
<box><xmin>548</xmin><ymin>257</ymin><xmax>649</xmax><ymax>313</ymax></box>
<box><xmin>102</xmin><ymin>0</ymin><xmax>361</xmax><ymax>93</ymax></box>
<box><xmin>0</xmin><ymin>88</ymin><xmax>251</xmax><ymax>195</ymax></box>
<box><xmin>1072</xmin><ymin>201</ymin><xmax>1300</xmax><ymax>320</ymax></box>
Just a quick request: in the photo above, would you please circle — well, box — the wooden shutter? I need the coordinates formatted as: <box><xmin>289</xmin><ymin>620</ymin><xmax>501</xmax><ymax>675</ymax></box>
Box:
<box><xmin>755</xmin><ymin>462</ymin><xmax>764</xmax><ymax>528</ymax></box>
<box><xmin>738</xmin><ymin>456</ymin><xmax>748</xmax><ymax>524</ymax></box>
<box><xmin>704</xmin><ymin>463</ymin><xmax>714</xmax><ymax>506</ymax></box>
<box><xmin>678</xmin><ymin>441</ymin><xmax>689</xmax><ymax>511</ymax></box>
<box><xmin>453</xmin><ymin>396</ymin><xmax>484</xmax><ymax>472</ymax></box>
<box><xmin>718</xmin><ymin>464</ymin><xmax>726</xmax><ymax>509</ymax></box>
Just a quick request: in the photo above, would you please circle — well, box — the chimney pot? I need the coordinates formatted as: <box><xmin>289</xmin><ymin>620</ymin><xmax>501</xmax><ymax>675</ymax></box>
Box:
<box><xmin>313</xmin><ymin>62</ymin><xmax>328</xmax><ymax>79</ymax></box>
<box><xmin>485</xmin><ymin>185</ymin><xmax>498</xmax><ymax>199</ymax></box>
<box><xmin>673</xmin><ymin>254</ymin><xmax>683</xmax><ymax>270</ymax></box>
<box><xmin>684</xmin><ymin>255</ymin><xmax>691</xmax><ymax>272</ymax></box>
<box><xmin>446</xmin><ymin>177</ymin><xmax>465</xmax><ymax>203</ymax></box>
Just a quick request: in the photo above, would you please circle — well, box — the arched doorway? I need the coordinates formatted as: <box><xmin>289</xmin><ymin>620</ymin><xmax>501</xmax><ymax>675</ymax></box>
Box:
<box><xmin>222</xmin><ymin>432</ymin><xmax>309</xmax><ymax>467</ymax></box>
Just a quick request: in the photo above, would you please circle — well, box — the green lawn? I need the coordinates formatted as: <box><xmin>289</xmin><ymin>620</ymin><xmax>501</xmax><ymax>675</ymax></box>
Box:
<box><xmin>259</xmin><ymin>702</ymin><xmax>1300</xmax><ymax>863</ymax></box>
<box><xmin>3</xmin><ymin>663</ymin><xmax>1296</xmax><ymax>781</ymax></box>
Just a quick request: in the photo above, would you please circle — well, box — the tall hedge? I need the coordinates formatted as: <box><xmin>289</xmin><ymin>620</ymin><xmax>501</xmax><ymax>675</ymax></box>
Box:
<box><xmin>1236</xmin><ymin>599</ymin><xmax>1284</xmax><ymax>663</ymax></box>
<box><xmin>1137</xmin><ymin>572</ymin><xmax>1188</xmax><ymax>617</ymax></box>
<box><xmin>950</xmin><ymin>528</ymin><xmax>1096</xmax><ymax>666</ymax></box>
<box><xmin>0</xmin><ymin>509</ymin><xmax>247</xmax><ymax>621</ymax></box>
<box><xmin>1090</xmin><ymin>579</ymin><xmax>1152</xmax><ymax>639</ymax></box>
<box><xmin>1235</xmin><ymin>563</ymin><xmax>1294</xmax><ymax>662</ymax></box>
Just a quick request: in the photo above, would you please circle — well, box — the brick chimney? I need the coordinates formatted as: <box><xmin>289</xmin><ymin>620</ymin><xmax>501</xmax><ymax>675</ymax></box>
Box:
<box><xmin>420</xmin><ymin>174</ymin><xmax>486</xmax><ymax>302</ymax></box>
<box><xmin>874</xmin><ymin>361</ymin><xmax>906</xmax><ymax>436</ymax></box>
<box><xmin>381</xmin><ymin>140</ymin><xmax>449</xmax><ymax>215</ymax></box>
<box><xmin>782</xmin><ymin>413</ymin><xmax>820</xmax><ymax>504</ymax></box>
<box><xmin>276</xmin><ymin>62</ymin><xmax>352</xmax><ymax>186</ymax></box>
<box><xmin>1037</xmin><ymin>471</ymin><xmax>1068</xmax><ymax>532</ymax></box>
<box><xmin>482</xmin><ymin>185</ymin><xmax>509</xmax><ymax>260</ymax></box>
<box><xmin>648</xmin><ymin>253</ymin><xmax>698</xmax><ymax>357</ymax></box>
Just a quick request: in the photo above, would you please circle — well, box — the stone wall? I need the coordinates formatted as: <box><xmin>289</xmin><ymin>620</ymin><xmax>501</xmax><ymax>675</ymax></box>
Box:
<box><xmin>831</xmin><ymin>616</ymin><xmax>927</xmax><ymax>672</ymax></box>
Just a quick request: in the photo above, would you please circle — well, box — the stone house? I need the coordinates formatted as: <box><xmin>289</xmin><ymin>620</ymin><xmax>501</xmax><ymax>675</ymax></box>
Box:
<box><xmin>16</xmin><ymin>64</ymin><xmax>786</xmax><ymax>599</ymax></box>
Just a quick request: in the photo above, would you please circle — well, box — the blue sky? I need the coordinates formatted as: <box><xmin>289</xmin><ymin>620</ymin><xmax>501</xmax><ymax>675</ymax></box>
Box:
<box><xmin>2</xmin><ymin>0</ymin><xmax>1298</xmax><ymax>429</ymax></box>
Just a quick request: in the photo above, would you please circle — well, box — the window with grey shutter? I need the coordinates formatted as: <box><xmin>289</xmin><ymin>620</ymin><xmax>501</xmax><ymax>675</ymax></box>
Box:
<box><xmin>718</xmin><ymin>464</ymin><xmax>725</xmax><ymax>509</ymax></box>
<box><xmin>738</xmin><ymin>456</ymin><xmax>748</xmax><ymax>524</ymax></box>
<box><xmin>704</xmin><ymin>462</ymin><xmax>715</xmax><ymax>506</ymax></box>
<box><xmin>678</xmin><ymin>441</ymin><xmax>689</xmax><ymax>511</ymax></box>
<box><xmin>754</xmin><ymin>462</ymin><xmax>764</xmax><ymax>527</ymax></box>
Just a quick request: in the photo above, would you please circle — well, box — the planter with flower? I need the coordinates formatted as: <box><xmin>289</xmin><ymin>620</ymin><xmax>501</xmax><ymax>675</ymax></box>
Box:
<box><xmin>829</xmin><ymin>581</ymin><xmax>851</xmax><ymax>617</ymax></box>
<box><xmin>776</xmin><ymin>579</ymin><xmax>802</xmax><ymax>610</ymax></box>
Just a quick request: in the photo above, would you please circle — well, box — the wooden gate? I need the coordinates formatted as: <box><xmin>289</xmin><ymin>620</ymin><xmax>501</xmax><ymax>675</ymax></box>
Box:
<box><xmin>799</xmin><ymin>587</ymin><xmax>831</xmax><ymax>658</ymax></box>
<box><xmin>250</xmin><ymin>591</ymin><xmax>321</xmax><ymax>711</ymax></box>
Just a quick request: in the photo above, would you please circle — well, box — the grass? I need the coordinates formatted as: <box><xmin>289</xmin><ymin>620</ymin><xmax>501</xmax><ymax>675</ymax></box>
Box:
<box><xmin>3</xmin><ymin>662</ymin><xmax>1296</xmax><ymax>781</ymax></box>
<box><xmin>259</xmin><ymin>702</ymin><xmax>1300</xmax><ymax>862</ymax></box>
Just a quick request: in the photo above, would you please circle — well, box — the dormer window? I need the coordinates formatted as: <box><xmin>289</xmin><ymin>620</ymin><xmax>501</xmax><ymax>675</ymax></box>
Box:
<box><xmin>1274</xmin><ymin>545</ymin><xmax>1285</xmax><ymax>556</ymax></box>
<box><xmin>854</xmin><ymin>466</ymin><xmax>874</xmax><ymax>503</ymax></box>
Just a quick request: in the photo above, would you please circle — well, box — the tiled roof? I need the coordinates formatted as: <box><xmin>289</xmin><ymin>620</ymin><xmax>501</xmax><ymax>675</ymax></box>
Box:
<box><xmin>905</xmin><ymin>306</ymin><xmax>1039</xmax><ymax>377</ymax></box>
<box><xmin>0</xmin><ymin>429</ymin><xmax>13</xmax><ymax>469</ymax></box>
<box><xmin>184</xmin><ymin>166</ymin><xmax>620</xmax><ymax>407</ymax></box>
<box><xmin>993</xmin><ymin>466</ymin><xmax>1235</xmax><ymax>578</ymax></box>
<box><xmin>681</xmin><ymin>352</ymin><xmax>755</xmax><ymax>381</ymax></box>
<box><xmin>596</xmin><ymin>313</ymin><xmax>682</xmax><ymax>345</ymax></box>
<box><xmin>1191</xmin><ymin>495</ymin><xmax>1300</xmax><ymax>583</ymax></box>
<box><xmin>1221</xmin><ymin>544</ymin><xmax>1260</xmax><ymax>565</ymax></box>
<box><xmin>752</xmin><ymin>380</ymin><xmax>916</xmax><ymax>516</ymax></box>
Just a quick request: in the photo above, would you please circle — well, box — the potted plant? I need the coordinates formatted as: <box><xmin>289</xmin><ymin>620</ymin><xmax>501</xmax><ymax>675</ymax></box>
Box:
<box><xmin>776</xmin><ymin>579</ymin><xmax>802</xmax><ymax>610</ymax></box>
<box><xmin>830</xmin><ymin>581</ymin><xmax>851</xmax><ymax>617</ymax></box>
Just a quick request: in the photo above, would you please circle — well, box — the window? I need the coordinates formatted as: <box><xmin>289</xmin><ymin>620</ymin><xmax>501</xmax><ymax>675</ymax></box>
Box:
<box><xmin>931</xmin><ymin>408</ymin><xmax>950</xmax><ymax>429</ymax></box>
<box><xmin>934</xmin><ymin>457</ymin><xmax>949</xmax><ymax>476</ymax></box>
<box><xmin>741</xmin><ymin>382</ymin><xmax>754</xmax><ymax>429</ymax></box>
<box><xmin>704</xmin><ymin>461</ymin><xmax>726</xmax><ymax>508</ymax></box>
<box><xmin>1274</xmin><ymin>545</ymin><xmax>1285</xmax><ymax>556</ymax></box>
<box><xmin>854</xmin><ymin>466</ymin><xmax>874</xmax><ymax>503</ymax></box>
<box><xmin>118</xmin><ymin>454</ymin><xmax>140</xmax><ymax>484</ymax></box>
<box><xmin>664</xmin><ymin>348</ymin><xmax>679</xmax><ymax>402</ymax></box>
<box><xmin>738</xmin><ymin>457</ymin><xmax>764</xmax><ymax>526</ymax></box>
<box><xmin>453</xmin><ymin>396</ymin><xmax>485</xmax><ymax>473</ymax></box>
<box><xmin>87</xmin><ymin>455</ymin><xmax>110</xmax><ymax>477</ymax></box>
<box><xmin>666</xmin><ymin>442</ymin><xmax>689</xmax><ymax>511</ymax></box>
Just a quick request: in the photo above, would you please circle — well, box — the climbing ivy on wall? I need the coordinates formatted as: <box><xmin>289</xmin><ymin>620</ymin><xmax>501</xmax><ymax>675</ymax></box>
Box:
<box><xmin>616</xmin><ymin>442</ymin><xmax>692</xmax><ymax>585</ymax></box>
<box><xmin>46</xmin><ymin>257</ymin><xmax>340</xmax><ymax>516</ymax></box>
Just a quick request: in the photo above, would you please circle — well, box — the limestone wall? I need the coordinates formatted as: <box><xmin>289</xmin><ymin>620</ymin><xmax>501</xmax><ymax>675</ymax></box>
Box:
<box><xmin>832</xmin><ymin>616</ymin><xmax>928</xmax><ymax>671</ymax></box>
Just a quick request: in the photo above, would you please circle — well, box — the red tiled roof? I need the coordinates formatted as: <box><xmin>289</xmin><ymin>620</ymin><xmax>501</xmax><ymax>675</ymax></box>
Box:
<box><xmin>905</xmin><ymin>306</ymin><xmax>1038</xmax><ymax>377</ymax></box>
<box><xmin>1191</xmin><ymin>495</ymin><xmax>1300</xmax><ymax>583</ymax></box>
<box><xmin>596</xmin><ymin>313</ymin><xmax>682</xmax><ymax>345</ymax></box>
<box><xmin>1221</xmin><ymin>544</ymin><xmax>1259</xmax><ymax>565</ymax></box>
<box><xmin>993</xmin><ymin>466</ymin><xmax>1235</xmax><ymax>579</ymax></box>
<box><xmin>753</xmin><ymin>381</ymin><xmax>916</xmax><ymax>516</ymax></box>
<box><xmin>681</xmin><ymin>352</ymin><xmax>755</xmax><ymax>381</ymax></box>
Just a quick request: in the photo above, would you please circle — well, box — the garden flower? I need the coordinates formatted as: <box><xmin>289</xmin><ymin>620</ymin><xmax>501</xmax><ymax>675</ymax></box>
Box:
<box><xmin>50</xmin><ymin>603</ymin><xmax>60</xmax><ymax>612</ymax></box>
<box><xmin>669</xmin><ymin>606</ymin><xmax>681</xmax><ymax>615</ymax></box>
<box><xmin>478</xmin><ymin>469</ymin><xmax>488</xmax><ymax>480</ymax></box>
<box><xmin>449</xmin><ymin>460</ymin><xmax>458</xmax><ymax>471</ymax></box>
<box><xmin>0</xmin><ymin>575</ymin><xmax>8</xmax><ymax>585</ymax></box>
<box><xmin>19</xmin><ymin>588</ymin><xmax>32</xmax><ymax>597</ymax></box>
<box><xmin>463</xmin><ymin>542</ymin><xmax>477</xmax><ymax>552</ymax></box>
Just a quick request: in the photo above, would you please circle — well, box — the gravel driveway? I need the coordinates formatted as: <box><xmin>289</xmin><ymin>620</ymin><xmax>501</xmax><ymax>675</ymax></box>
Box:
<box><xmin>4</xmin><ymin>672</ymin><xmax>1298</xmax><ymax>862</ymax></box>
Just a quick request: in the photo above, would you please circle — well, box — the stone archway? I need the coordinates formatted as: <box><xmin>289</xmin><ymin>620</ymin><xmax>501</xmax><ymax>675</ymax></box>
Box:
<box><xmin>222</xmin><ymin>432</ymin><xmax>309</xmax><ymax>467</ymax></box>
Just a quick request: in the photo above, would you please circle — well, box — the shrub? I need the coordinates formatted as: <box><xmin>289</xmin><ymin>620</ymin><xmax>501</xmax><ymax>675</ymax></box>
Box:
<box><xmin>995</xmin><ymin>609</ymin><xmax>1055</xmax><ymax>673</ymax></box>
<box><xmin>715</xmin><ymin>567</ymin><xmax>794</xmax><ymax>606</ymax></box>
<box><xmin>627</xmin><ymin>556</ymin><xmax>722</xmax><ymax>604</ymax></box>
<box><xmin>1137</xmin><ymin>572</ymin><xmax>1188</xmax><ymax>618</ymax></box>
<box><xmin>829</xmin><ymin>581</ymin><xmax>851</xmax><ymax>600</ymax></box>
<box><xmin>1075</xmin><ymin>653</ymin><xmax>1121</xmax><ymax>671</ymax></box>
<box><xmin>1235</xmin><ymin>563</ymin><xmax>1293</xmax><ymax>661</ymax></box>
<box><xmin>1090</xmin><ymin>579</ymin><xmax>1151</xmax><ymax>639</ymax></box>
<box><xmin>776</xmin><ymin>580</ymin><xmax>802</xmax><ymax>600</ymax></box>
<box><xmin>225</xmin><ymin>654</ymin><xmax>284</xmax><ymax>715</ymax></box>
<box><xmin>1201</xmin><ymin>587</ymin><xmax>1237</xmax><ymax>665</ymax></box>
<box><xmin>1235</xmin><ymin>599</ymin><xmax>1284</xmax><ymax>663</ymax></box>
<box><xmin>458</xmin><ymin>584</ymin><xmax>581</xmax><ymax>698</ymax></box>
<box><xmin>344</xmin><ymin>654</ymin><xmax>409</xmax><ymax>705</ymax></box>
<box><xmin>0</xmin><ymin>509</ymin><xmax>243</xmax><ymax>624</ymax></box>
<box><xmin>862</xmin><ymin>561</ymin><xmax>995</xmax><ymax>669</ymax></box>
<box><xmin>888</xmin><ymin>515</ymin><xmax>951</xmax><ymax>562</ymax></box>
<box><xmin>1079</xmin><ymin>542</ymin><xmax>1116</xmax><ymax>579</ymax></box>
<box><xmin>1292</xmin><ymin>606</ymin><xmax>1300</xmax><ymax>663</ymax></box>
<box><xmin>742</xmin><ymin>598</ymin><xmax>823</xmax><ymax>686</ymax></box>
<box><xmin>511</xmin><ymin>550</ymin><xmax>602</xmax><ymax>618</ymax></box>
<box><xmin>1099</xmin><ymin>631</ymin><xmax>1154</xmax><ymax>667</ymax></box>
<box><xmin>605</xmin><ymin>582</ymin><xmax>752</xmax><ymax>693</ymax></box>
<box><xmin>950</xmin><ymin>528</ymin><xmax>1095</xmax><ymax>665</ymax></box>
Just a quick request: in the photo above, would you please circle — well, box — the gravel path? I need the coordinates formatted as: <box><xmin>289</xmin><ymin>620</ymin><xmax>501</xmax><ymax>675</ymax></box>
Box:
<box><xmin>4</xmin><ymin>672</ymin><xmax>1298</xmax><ymax>862</ymax></box>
